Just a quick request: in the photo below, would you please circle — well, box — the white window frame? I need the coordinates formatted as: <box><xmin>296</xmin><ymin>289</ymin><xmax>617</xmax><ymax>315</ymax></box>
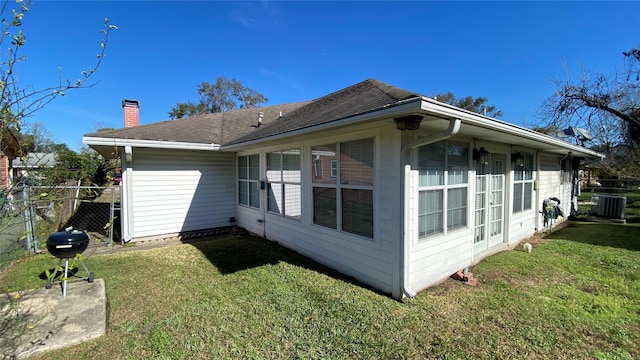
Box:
<box><xmin>512</xmin><ymin>152</ymin><xmax>534</xmax><ymax>213</ymax></box>
<box><xmin>417</xmin><ymin>141</ymin><xmax>469</xmax><ymax>240</ymax></box>
<box><xmin>560</xmin><ymin>157</ymin><xmax>572</xmax><ymax>184</ymax></box>
<box><xmin>329</xmin><ymin>159</ymin><xmax>337</xmax><ymax>178</ymax></box>
<box><xmin>266</xmin><ymin>149</ymin><xmax>301</xmax><ymax>220</ymax></box>
<box><xmin>238</xmin><ymin>154</ymin><xmax>260</xmax><ymax>209</ymax></box>
<box><xmin>311</xmin><ymin>138</ymin><xmax>375</xmax><ymax>239</ymax></box>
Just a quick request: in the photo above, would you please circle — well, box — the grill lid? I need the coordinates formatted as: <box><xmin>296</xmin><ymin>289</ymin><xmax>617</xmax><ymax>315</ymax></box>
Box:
<box><xmin>46</xmin><ymin>230</ymin><xmax>90</xmax><ymax>258</ymax></box>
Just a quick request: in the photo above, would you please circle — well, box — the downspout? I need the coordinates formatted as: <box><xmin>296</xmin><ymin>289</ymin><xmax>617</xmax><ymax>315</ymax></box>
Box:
<box><xmin>400</xmin><ymin>118</ymin><xmax>461</xmax><ymax>299</ymax></box>
<box><xmin>534</xmin><ymin>151</ymin><xmax>541</xmax><ymax>231</ymax></box>
<box><xmin>558</xmin><ymin>152</ymin><xmax>569</xmax><ymax>222</ymax></box>
<box><xmin>122</xmin><ymin>146</ymin><xmax>134</xmax><ymax>243</ymax></box>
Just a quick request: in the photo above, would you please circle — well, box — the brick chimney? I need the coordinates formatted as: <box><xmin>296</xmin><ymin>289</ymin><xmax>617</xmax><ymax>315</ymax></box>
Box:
<box><xmin>122</xmin><ymin>99</ymin><xmax>140</xmax><ymax>128</ymax></box>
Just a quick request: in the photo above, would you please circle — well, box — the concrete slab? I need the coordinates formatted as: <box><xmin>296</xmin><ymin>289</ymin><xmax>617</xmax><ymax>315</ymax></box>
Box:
<box><xmin>0</xmin><ymin>279</ymin><xmax>106</xmax><ymax>359</ymax></box>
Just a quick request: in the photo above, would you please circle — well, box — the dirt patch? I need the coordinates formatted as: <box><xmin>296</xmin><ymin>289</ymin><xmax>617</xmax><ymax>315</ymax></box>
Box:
<box><xmin>517</xmin><ymin>233</ymin><xmax>546</xmax><ymax>249</ymax></box>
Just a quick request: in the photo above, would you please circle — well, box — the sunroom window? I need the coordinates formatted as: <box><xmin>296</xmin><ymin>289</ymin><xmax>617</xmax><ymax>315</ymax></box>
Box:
<box><xmin>513</xmin><ymin>152</ymin><xmax>534</xmax><ymax>213</ymax></box>
<box><xmin>238</xmin><ymin>154</ymin><xmax>260</xmax><ymax>209</ymax></box>
<box><xmin>560</xmin><ymin>157</ymin><xmax>572</xmax><ymax>184</ymax></box>
<box><xmin>266</xmin><ymin>149</ymin><xmax>301</xmax><ymax>219</ymax></box>
<box><xmin>417</xmin><ymin>141</ymin><xmax>469</xmax><ymax>238</ymax></box>
<box><xmin>311</xmin><ymin>138</ymin><xmax>374</xmax><ymax>239</ymax></box>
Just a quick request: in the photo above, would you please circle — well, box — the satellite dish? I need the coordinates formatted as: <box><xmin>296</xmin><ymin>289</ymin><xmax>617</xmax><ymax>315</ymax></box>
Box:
<box><xmin>559</xmin><ymin>127</ymin><xmax>592</xmax><ymax>146</ymax></box>
<box><xmin>576</xmin><ymin>127</ymin><xmax>593</xmax><ymax>141</ymax></box>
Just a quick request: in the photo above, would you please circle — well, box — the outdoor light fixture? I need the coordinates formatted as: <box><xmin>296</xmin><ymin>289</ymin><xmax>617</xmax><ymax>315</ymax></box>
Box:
<box><xmin>394</xmin><ymin>115</ymin><xmax>423</xmax><ymax>131</ymax></box>
<box><xmin>511</xmin><ymin>152</ymin><xmax>524</xmax><ymax>167</ymax></box>
<box><xmin>472</xmin><ymin>147</ymin><xmax>489</xmax><ymax>164</ymax></box>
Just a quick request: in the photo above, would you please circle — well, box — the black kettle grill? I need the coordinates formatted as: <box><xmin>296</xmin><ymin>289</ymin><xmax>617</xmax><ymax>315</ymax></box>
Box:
<box><xmin>46</xmin><ymin>230</ymin><xmax>90</xmax><ymax>258</ymax></box>
<box><xmin>45</xmin><ymin>229</ymin><xmax>94</xmax><ymax>297</ymax></box>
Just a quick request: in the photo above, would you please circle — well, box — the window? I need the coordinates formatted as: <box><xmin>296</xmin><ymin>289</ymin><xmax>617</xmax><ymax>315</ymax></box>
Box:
<box><xmin>311</xmin><ymin>138</ymin><xmax>374</xmax><ymax>238</ymax></box>
<box><xmin>513</xmin><ymin>152</ymin><xmax>534</xmax><ymax>213</ymax></box>
<box><xmin>238</xmin><ymin>154</ymin><xmax>260</xmax><ymax>209</ymax></box>
<box><xmin>560</xmin><ymin>158</ymin><xmax>572</xmax><ymax>184</ymax></box>
<box><xmin>266</xmin><ymin>149</ymin><xmax>301</xmax><ymax>219</ymax></box>
<box><xmin>330</xmin><ymin>160</ymin><xmax>337</xmax><ymax>178</ymax></box>
<box><xmin>417</xmin><ymin>141</ymin><xmax>469</xmax><ymax>238</ymax></box>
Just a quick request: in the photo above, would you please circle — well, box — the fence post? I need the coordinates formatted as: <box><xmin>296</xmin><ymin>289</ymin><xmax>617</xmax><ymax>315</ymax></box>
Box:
<box><xmin>109</xmin><ymin>187</ymin><xmax>115</xmax><ymax>247</ymax></box>
<box><xmin>21</xmin><ymin>186</ymin><xmax>39</xmax><ymax>253</ymax></box>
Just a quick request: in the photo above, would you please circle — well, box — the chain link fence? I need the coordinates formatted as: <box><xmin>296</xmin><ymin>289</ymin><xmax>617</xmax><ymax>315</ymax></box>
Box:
<box><xmin>0</xmin><ymin>198</ymin><xmax>27</xmax><ymax>271</ymax></box>
<box><xmin>580</xmin><ymin>177</ymin><xmax>640</xmax><ymax>194</ymax></box>
<box><xmin>0</xmin><ymin>185</ymin><xmax>119</xmax><ymax>270</ymax></box>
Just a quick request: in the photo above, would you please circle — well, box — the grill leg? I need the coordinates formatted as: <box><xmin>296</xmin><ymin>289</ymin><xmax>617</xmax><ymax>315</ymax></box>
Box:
<box><xmin>46</xmin><ymin>258</ymin><xmax>63</xmax><ymax>289</ymax></box>
<box><xmin>46</xmin><ymin>256</ymin><xmax>94</xmax><ymax>295</ymax></box>
<box><xmin>62</xmin><ymin>258</ymin><xmax>69</xmax><ymax>298</ymax></box>
<box><xmin>78</xmin><ymin>259</ymin><xmax>94</xmax><ymax>283</ymax></box>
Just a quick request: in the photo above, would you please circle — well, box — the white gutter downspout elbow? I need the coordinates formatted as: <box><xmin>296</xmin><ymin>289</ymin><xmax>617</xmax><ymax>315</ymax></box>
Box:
<box><xmin>400</xmin><ymin>118</ymin><xmax>461</xmax><ymax>299</ymax></box>
<box><xmin>401</xmin><ymin>118</ymin><xmax>462</xmax><ymax>154</ymax></box>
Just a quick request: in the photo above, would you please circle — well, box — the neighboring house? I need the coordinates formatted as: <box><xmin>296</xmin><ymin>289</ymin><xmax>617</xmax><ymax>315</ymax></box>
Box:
<box><xmin>1</xmin><ymin>127</ymin><xmax>21</xmax><ymax>191</ymax></box>
<box><xmin>11</xmin><ymin>152</ymin><xmax>57</xmax><ymax>183</ymax></box>
<box><xmin>83</xmin><ymin>79</ymin><xmax>603</xmax><ymax>299</ymax></box>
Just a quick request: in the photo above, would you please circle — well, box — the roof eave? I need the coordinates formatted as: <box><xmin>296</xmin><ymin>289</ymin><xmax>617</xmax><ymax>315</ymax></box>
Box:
<box><xmin>419</xmin><ymin>97</ymin><xmax>605</xmax><ymax>159</ymax></box>
<box><xmin>83</xmin><ymin>136</ymin><xmax>222</xmax><ymax>158</ymax></box>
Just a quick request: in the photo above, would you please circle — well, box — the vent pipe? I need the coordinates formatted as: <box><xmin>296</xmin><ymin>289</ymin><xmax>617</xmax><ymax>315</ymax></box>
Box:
<box><xmin>257</xmin><ymin>112</ymin><xmax>264</xmax><ymax>127</ymax></box>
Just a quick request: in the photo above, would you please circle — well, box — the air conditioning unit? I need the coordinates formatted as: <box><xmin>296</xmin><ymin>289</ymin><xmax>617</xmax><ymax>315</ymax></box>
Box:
<box><xmin>590</xmin><ymin>194</ymin><xmax>626</xmax><ymax>219</ymax></box>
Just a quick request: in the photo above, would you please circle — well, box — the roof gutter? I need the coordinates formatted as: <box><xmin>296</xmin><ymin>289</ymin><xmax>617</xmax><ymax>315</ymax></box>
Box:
<box><xmin>399</xmin><ymin>117</ymin><xmax>461</xmax><ymax>299</ymax></box>
<box><xmin>419</xmin><ymin>97</ymin><xmax>604</xmax><ymax>159</ymax></box>
<box><xmin>82</xmin><ymin>136</ymin><xmax>222</xmax><ymax>151</ymax></box>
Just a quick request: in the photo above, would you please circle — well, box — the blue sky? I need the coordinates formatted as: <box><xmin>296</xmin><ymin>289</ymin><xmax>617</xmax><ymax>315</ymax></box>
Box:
<box><xmin>14</xmin><ymin>1</ymin><xmax>640</xmax><ymax>151</ymax></box>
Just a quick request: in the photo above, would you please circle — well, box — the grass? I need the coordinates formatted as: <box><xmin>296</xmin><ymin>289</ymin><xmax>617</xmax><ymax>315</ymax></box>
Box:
<box><xmin>1</xmin><ymin>224</ymin><xmax>639</xmax><ymax>359</ymax></box>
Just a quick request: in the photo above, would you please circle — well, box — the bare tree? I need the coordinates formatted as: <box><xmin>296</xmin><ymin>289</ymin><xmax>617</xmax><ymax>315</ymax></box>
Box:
<box><xmin>1</xmin><ymin>0</ymin><xmax>117</xmax><ymax>147</ymax></box>
<box><xmin>539</xmin><ymin>48</ymin><xmax>640</xmax><ymax>149</ymax></box>
<box><xmin>1</xmin><ymin>0</ymin><xmax>116</xmax><ymax>258</ymax></box>
<box><xmin>0</xmin><ymin>3</ymin><xmax>116</xmax><ymax>354</ymax></box>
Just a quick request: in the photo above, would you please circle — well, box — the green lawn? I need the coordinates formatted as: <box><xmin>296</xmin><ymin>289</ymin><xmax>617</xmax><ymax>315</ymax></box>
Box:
<box><xmin>1</xmin><ymin>223</ymin><xmax>639</xmax><ymax>359</ymax></box>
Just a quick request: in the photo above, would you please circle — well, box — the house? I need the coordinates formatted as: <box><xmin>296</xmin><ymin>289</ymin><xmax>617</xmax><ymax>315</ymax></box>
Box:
<box><xmin>1</xmin><ymin>127</ymin><xmax>21</xmax><ymax>191</ymax></box>
<box><xmin>83</xmin><ymin>79</ymin><xmax>603</xmax><ymax>299</ymax></box>
<box><xmin>11</xmin><ymin>152</ymin><xmax>57</xmax><ymax>183</ymax></box>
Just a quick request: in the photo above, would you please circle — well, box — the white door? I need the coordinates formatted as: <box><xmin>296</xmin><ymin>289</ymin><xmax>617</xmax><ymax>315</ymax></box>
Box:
<box><xmin>488</xmin><ymin>155</ymin><xmax>506</xmax><ymax>247</ymax></box>
<box><xmin>474</xmin><ymin>154</ymin><xmax>506</xmax><ymax>253</ymax></box>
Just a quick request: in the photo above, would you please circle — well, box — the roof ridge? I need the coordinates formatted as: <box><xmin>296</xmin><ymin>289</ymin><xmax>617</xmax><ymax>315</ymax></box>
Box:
<box><xmin>366</xmin><ymin>78</ymin><xmax>421</xmax><ymax>101</ymax></box>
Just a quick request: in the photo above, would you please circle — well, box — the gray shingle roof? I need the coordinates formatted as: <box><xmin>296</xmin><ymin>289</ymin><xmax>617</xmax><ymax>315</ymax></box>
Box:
<box><xmin>227</xmin><ymin>78</ymin><xmax>420</xmax><ymax>145</ymax></box>
<box><xmin>12</xmin><ymin>152</ymin><xmax>57</xmax><ymax>168</ymax></box>
<box><xmin>84</xmin><ymin>101</ymin><xmax>311</xmax><ymax>145</ymax></box>
<box><xmin>84</xmin><ymin>79</ymin><xmax>419</xmax><ymax>146</ymax></box>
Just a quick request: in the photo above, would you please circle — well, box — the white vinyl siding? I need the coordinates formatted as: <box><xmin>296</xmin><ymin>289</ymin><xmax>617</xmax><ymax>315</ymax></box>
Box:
<box><xmin>236</xmin><ymin>126</ymin><xmax>398</xmax><ymax>296</ymax></box>
<box><xmin>405</xmin><ymin>164</ymin><xmax>472</xmax><ymax>294</ymax></box>
<box><xmin>537</xmin><ymin>153</ymin><xmax>572</xmax><ymax>231</ymax></box>
<box><xmin>131</xmin><ymin>148</ymin><xmax>235</xmax><ymax>239</ymax></box>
